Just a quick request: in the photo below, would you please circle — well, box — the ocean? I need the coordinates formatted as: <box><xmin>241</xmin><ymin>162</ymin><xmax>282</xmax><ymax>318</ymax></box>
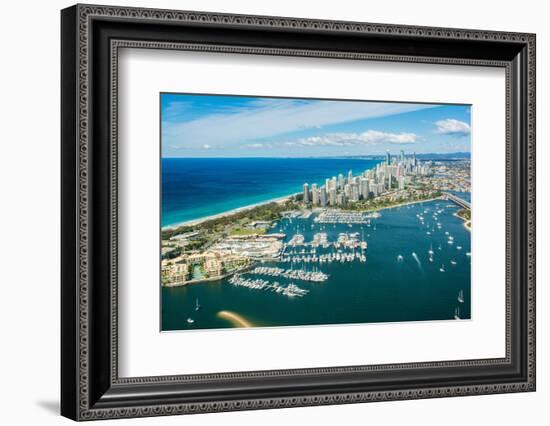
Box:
<box><xmin>162</xmin><ymin>157</ymin><xmax>380</xmax><ymax>227</ymax></box>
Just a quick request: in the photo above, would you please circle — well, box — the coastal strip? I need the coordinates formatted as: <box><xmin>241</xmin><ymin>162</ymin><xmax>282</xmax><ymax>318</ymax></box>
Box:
<box><xmin>163</xmin><ymin>193</ymin><xmax>300</xmax><ymax>230</ymax></box>
<box><xmin>217</xmin><ymin>310</ymin><xmax>253</xmax><ymax>328</ymax></box>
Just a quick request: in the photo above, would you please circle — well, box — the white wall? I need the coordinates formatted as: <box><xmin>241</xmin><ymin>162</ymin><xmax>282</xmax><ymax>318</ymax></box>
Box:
<box><xmin>0</xmin><ymin>0</ymin><xmax>546</xmax><ymax>424</ymax></box>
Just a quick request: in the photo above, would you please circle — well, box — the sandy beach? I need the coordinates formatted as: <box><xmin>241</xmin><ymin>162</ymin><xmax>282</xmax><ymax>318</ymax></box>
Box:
<box><xmin>217</xmin><ymin>310</ymin><xmax>253</xmax><ymax>328</ymax></box>
<box><xmin>162</xmin><ymin>192</ymin><xmax>299</xmax><ymax>230</ymax></box>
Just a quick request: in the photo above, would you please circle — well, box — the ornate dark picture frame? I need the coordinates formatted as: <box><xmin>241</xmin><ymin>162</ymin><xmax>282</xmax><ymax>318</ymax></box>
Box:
<box><xmin>61</xmin><ymin>4</ymin><xmax>536</xmax><ymax>421</ymax></box>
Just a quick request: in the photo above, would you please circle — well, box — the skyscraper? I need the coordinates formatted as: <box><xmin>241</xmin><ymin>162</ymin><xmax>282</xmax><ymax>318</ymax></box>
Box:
<box><xmin>400</xmin><ymin>150</ymin><xmax>405</xmax><ymax>164</ymax></box>
<box><xmin>311</xmin><ymin>183</ymin><xmax>319</xmax><ymax>205</ymax></box>
<box><xmin>347</xmin><ymin>170</ymin><xmax>353</xmax><ymax>183</ymax></box>
<box><xmin>319</xmin><ymin>186</ymin><xmax>327</xmax><ymax>207</ymax></box>
<box><xmin>398</xmin><ymin>176</ymin><xmax>405</xmax><ymax>190</ymax></box>
<box><xmin>360</xmin><ymin>178</ymin><xmax>370</xmax><ymax>199</ymax></box>
<box><xmin>350</xmin><ymin>183</ymin><xmax>360</xmax><ymax>202</ymax></box>
<box><xmin>331</xmin><ymin>176</ymin><xmax>337</xmax><ymax>191</ymax></box>
<box><xmin>303</xmin><ymin>183</ymin><xmax>310</xmax><ymax>203</ymax></box>
<box><xmin>386</xmin><ymin>151</ymin><xmax>391</xmax><ymax>165</ymax></box>
<box><xmin>329</xmin><ymin>187</ymin><xmax>337</xmax><ymax>205</ymax></box>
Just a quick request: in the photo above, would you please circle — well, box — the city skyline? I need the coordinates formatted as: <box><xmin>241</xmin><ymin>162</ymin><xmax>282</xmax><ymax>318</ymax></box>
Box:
<box><xmin>161</xmin><ymin>94</ymin><xmax>471</xmax><ymax>158</ymax></box>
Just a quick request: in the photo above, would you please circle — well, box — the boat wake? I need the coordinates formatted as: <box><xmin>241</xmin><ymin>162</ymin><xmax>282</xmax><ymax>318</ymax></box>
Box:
<box><xmin>411</xmin><ymin>252</ymin><xmax>422</xmax><ymax>270</ymax></box>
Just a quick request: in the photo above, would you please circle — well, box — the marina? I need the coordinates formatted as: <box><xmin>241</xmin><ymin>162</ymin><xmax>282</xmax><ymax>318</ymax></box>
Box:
<box><xmin>228</xmin><ymin>274</ymin><xmax>309</xmax><ymax>297</ymax></box>
<box><xmin>247</xmin><ymin>266</ymin><xmax>329</xmax><ymax>282</ymax></box>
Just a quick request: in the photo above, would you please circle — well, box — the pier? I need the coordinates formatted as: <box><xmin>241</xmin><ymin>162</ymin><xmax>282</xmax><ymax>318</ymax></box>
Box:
<box><xmin>228</xmin><ymin>274</ymin><xmax>309</xmax><ymax>297</ymax></box>
<box><xmin>248</xmin><ymin>266</ymin><xmax>329</xmax><ymax>282</ymax></box>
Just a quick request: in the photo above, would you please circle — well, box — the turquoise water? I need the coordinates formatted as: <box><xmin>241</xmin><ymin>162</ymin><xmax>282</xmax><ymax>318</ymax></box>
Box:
<box><xmin>161</xmin><ymin>199</ymin><xmax>471</xmax><ymax>331</ymax></box>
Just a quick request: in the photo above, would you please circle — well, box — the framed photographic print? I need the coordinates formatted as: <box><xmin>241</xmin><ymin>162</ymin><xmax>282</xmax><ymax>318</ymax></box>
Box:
<box><xmin>61</xmin><ymin>4</ymin><xmax>536</xmax><ymax>421</ymax></box>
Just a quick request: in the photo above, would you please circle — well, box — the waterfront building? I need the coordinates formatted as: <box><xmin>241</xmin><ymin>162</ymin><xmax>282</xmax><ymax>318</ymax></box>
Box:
<box><xmin>320</xmin><ymin>186</ymin><xmax>327</xmax><ymax>207</ymax></box>
<box><xmin>350</xmin><ymin>183</ymin><xmax>360</xmax><ymax>202</ymax></box>
<box><xmin>371</xmin><ymin>183</ymin><xmax>379</xmax><ymax>197</ymax></box>
<box><xmin>311</xmin><ymin>183</ymin><xmax>319</xmax><ymax>205</ymax></box>
<box><xmin>161</xmin><ymin>258</ymin><xmax>189</xmax><ymax>286</ymax></box>
<box><xmin>378</xmin><ymin>182</ymin><xmax>385</xmax><ymax>195</ymax></box>
<box><xmin>204</xmin><ymin>254</ymin><xmax>223</xmax><ymax>277</ymax></box>
<box><xmin>336</xmin><ymin>193</ymin><xmax>345</xmax><ymax>205</ymax></box>
<box><xmin>360</xmin><ymin>178</ymin><xmax>370</xmax><ymax>199</ymax></box>
<box><xmin>338</xmin><ymin>173</ymin><xmax>345</xmax><ymax>189</ymax></box>
<box><xmin>348</xmin><ymin>170</ymin><xmax>353</xmax><ymax>184</ymax></box>
<box><xmin>329</xmin><ymin>187</ymin><xmax>337</xmax><ymax>205</ymax></box>
<box><xmin>331</xmin><ymin>176</ymin><xmax>337</xmax><ymax>191</ymax></box>
<box><xmin>344</xmin><ymin>183</ymin><xmax>351</xmax><ymax>198</ymax></box>
<box><xmin>303</xmin><ymin>183</ymin><xmax>310</xmax><ymax>203</ymax></box>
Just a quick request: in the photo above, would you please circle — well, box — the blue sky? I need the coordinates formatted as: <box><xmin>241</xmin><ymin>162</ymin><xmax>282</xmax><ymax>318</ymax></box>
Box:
<box><xmin>161</xmin><ymin>93</ymin><xmax>471</xmax><ymax>158</ymax></box>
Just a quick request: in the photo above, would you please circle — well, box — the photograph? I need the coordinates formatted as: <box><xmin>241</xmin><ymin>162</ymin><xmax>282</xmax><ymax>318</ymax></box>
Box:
<box><xmin>160</xmin><ymin>94</ymin><xmax>472</xmax><ymax>331</ymax></box>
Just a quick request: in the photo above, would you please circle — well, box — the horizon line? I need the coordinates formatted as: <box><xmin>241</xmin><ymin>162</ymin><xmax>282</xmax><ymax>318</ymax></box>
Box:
<box><xmin>161</xmin><ymin>152</ymin><xmax>471</xmax><ymax>159</ymax></box>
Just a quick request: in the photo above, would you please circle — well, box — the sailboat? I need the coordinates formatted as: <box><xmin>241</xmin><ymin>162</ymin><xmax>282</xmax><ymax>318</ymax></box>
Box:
<box><xmin>195</xmin><ymin>298</ymin><xmax>201</xmax><ymax>311</ymax></box>
<box><xmin>457</xmin><ymin>290</ymin><xmax>464</xmax><ymax>304</ymax></box>
<box><xmin>454</xmin><ymin>306</ymin><xmax>461</xmax><ymax>320</ymax></box>
<box><xmin>439</xmin><ymin>264</ymin><xmax>445</xmax><ymax>272</ymax></box>
<box><xmin>186</xmin><ymin>318</ymin><xmax>195</xmax><ymax>324</ymax></box>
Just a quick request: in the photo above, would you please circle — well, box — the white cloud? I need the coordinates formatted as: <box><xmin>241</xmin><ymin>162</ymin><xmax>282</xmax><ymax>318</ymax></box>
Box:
<box><xmin>201</xmin><ymin>144</ymin><xmax>212</xmax><ymax>150</ymax></box>
<box><xmin>286</xmin><ymin>130</ymin><xmax>417</xmax><ymax>147</ymax></box>
<box><xmin>163</xmin><ymin>100</ymin><xmax>434</xmax><ymax>150</ymax></box>
<box><xmin>246</xmin><ymin>143</ymin><xmax>270</xmax><ymax>149</ymax></box>
<box><xmin>435</xmin><ymin>118</ymin><xmax>470</xmax><ymax>136</ymax></box>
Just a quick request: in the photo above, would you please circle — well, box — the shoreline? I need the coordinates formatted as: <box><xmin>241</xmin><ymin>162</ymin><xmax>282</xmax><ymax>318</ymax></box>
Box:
<box><xmin>453</xmin><ymin>211</ymin><xmax>472</xmax><ymax>232</ymax></box>
<box><xmin>362</xmin><ymin>195</ymin><xmax>444</xmax><ymax>214</ymax></box>
<box><xmin>163</xmin><ymin>194</ymin><xmax>450</xmax><ymax>231</ymax></box>
<box><xmin>162</xmin><ymin>193</ymin><xmax>299</xmax><ymax>230</ymax></box>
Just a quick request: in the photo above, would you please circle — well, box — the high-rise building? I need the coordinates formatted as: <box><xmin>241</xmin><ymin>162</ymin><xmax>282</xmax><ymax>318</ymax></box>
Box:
<box><xmin>386</xmin><ymin>151</ymin><xmax>391</xmax><ymax>165</ymax></box>
<box><xmin>336</xmin><ymin>193</ymin><xmax>345</xmax><ymax>205</ymax></box>
<box><xmin>319</xmin><ymin>186</ymin><xmax>327</xmax><ymax>207</ymax></box>
<box><xmin>344</xmin><ymin>184</ymin><xmax>351</xmax><ymax>198</ymax></box>
<box><xmin>338</xmin><ymin>174</ymin><xmax>345</xmax><ymax>189</ymax></box>
<box><xmin>360</xmin><ymin>178</ymin><xmax>370</xmax><ymax>199</ymax></box>
<box><xmin>329</xmin><ymin>187</ymin><xmax>337</xmax><ymax>205</ymax></box>
<box><xmin>398</xmin><ymin>176</ymin><xmax>405</xmax><ymax>190</ymax></box>
<box><xmin>311</xmin><ymin>183</ymin><xmax>319</xmax><ymax>205</ymax></box>
<box><xmin>348</xmin><ymin>170</ymin><xmax>353</xmax><ymax>183</ymax></box>
<box><xmin>396</xmin><ymin>163</ymin><xmax>403</xmax><ymax>178</ymax></box>
<box><xmin>400</xmin><ymin>150</ymin><xmax>405</xmax><ymax>164</ymax></box>
<box><xmin>371</xmin><ymin>184</ymin><xmax>379</xmax><ymax>197</ymax></box>
<box><xmin>303</xmin><ymin>183</ymin><xmax>310</xmax><ymax>203</ymax></box>
<box><xmin>350</xmin><ymin>183</ymin><xmax>360</xmax><ymax>202</ymax></box>
<box><xmin>331</xmin><ymin>177</ymin><xmax>337</xmax><ymax>191</ymax></box>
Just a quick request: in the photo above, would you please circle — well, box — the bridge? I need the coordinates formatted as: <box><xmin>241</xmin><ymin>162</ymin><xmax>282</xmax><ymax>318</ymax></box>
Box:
<box><xmin>442</xmin><ymin>192</ymin><xmax>471</xmax><ymax>210</ymax></box>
